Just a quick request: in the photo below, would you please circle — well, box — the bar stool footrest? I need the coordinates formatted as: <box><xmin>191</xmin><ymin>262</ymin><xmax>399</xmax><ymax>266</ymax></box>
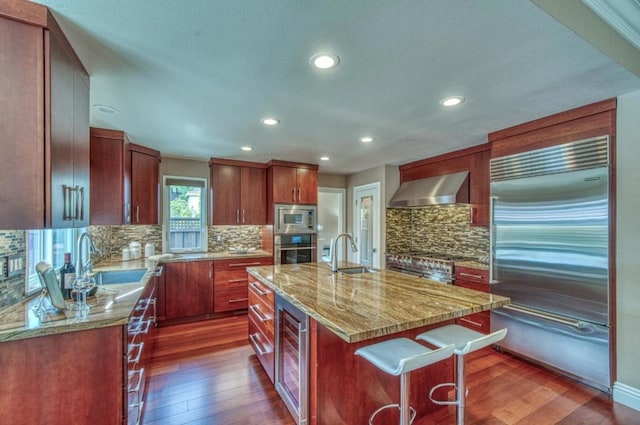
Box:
<box><xmin>368</xmin><ymin>403</ymin><xmax>417</xmax><ymax>425</ymax></box>
<box><xmin>429</xmin><ymin>382</ymin><xmax>459</xmax><ymax>406</ymax></box>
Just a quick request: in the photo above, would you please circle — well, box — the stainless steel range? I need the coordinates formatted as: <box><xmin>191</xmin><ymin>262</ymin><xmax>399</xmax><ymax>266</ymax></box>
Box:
<box><xmin>385</xmin><ymin>252</ymin><xmax>473</xmax><ymax>284</ymax></box>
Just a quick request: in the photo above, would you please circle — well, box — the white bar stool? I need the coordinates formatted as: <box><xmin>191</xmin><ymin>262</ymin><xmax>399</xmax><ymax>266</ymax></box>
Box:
<box><xmin>416</xmin><ymin>325</ymin><xmax>507</xmax><ymax>425</ymax></box>
<box><xmin>355</xmin><ymin>337</ymin><xmax>455</xmax><ymax>425</ymax></box>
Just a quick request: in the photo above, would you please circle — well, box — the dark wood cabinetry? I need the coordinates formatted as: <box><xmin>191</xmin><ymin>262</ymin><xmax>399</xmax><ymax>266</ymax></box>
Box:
<box><xmin>0</xmin><ymin>2</ymin><xmax>89</xmax><ymax>229</ymax></box>
<box><xmin>399</xmin><ymin>144</ymin><xmax>491</xmax><ymax>226</ymax></box>
<box><xmin>213</xmin><ymin>256</ymin><xmax>272</xmax><ymax>312</ymax></box>
<box><xmin>267</xmin><ymin>161</ymin><xmax>318</xmax><ymax>206</ymax></box>
<box><xmin>164</xmin><ymin>260</ymin><xmax>214</xmax><ymax>320</ymax></box>
<box><xmin>454</xmin><ymin>266</ymin><xmax>490</xmax><ymax>333</ymax></box>
<box><xmin>90</xmin><ymin>128</ymin><xmax>160</xmax><ymax>225</ymax></box>
<box><xmin>209</xmin><ymin>159</ymin><xmax>266</xmax><ymax>225</ymax></box>
<box><xmin>248</xmin><ymin>273</ymin><xmax>275</xmax><ymax>383</ymax></box>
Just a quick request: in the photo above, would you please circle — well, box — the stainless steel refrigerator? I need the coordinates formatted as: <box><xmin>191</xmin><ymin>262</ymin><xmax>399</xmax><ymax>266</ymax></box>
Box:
<box><xmin>489</xmin><ymin>135</ymin><xmax>612</xmax><ymax>392</ymax></box>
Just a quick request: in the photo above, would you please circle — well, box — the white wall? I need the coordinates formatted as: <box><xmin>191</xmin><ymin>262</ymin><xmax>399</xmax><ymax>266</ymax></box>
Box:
<box><xmin>615</xmin><ymin>89</ymin><xmax>640</xmax><ymax>409</ymax></box>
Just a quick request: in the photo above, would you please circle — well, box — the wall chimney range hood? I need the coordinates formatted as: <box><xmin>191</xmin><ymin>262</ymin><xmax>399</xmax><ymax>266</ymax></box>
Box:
<box><xmin>388</xmin><ymin>171</ymin><xmax>470</xmax><ymax>207</ymax></box>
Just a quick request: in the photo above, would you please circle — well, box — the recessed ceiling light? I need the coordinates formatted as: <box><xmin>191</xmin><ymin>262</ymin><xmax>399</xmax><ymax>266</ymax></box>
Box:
<box><xmin>320</xmin><ymin>156</ymin><xmax>330</xmax><ymax>161</ymax></box>
<box><xmin>360</xmin><ymin>137</ymin><xmax>374</xmax><ymax>143</ymax></box>
<box><xmin>261</xmin><ymin>117</ymin><xmax>280</xmax><ymax>126</ymax></box>
<box><xmin>93</xmin><ymin>104</ymin><xmax>118</xmax><ymax>114</ymax></box>
<box><xmin>310</xmin><ymin>53</ymin><xmax>340</xmax><ymax>69</ymax></box>
<box><xmin>241</xmin><ymin>146</ymin><xmax>253</xmax><ymax>151</ymax></box>
<box><xmin>440</xmin><ymin>96</ymin><xmax>465</xmax><ymax>107</ymax></box>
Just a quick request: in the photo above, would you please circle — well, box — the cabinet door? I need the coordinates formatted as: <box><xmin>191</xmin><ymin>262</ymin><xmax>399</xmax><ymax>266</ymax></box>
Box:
<box><xmin>241</xmin><ymin>167</ymin><xmax>266</xmax><ymax>224</ymax></box>
<box><xmin>164</xmin><ymin>261</ymin><xmax>213</xmax><ymax>320</ymax></box>
<box><xmin>0</xmin><ymin>17</ymin><xmax>45</xmax><ymax>229</ymax></box>
<box><xmin>131</xmin><ymin>151</ymin><xmax>159</xmax><ymax>224</ymax></box>
<box><xmin>90</xmin><ymin>132</ymin><xmax>125</xmax><ymax>225</ymax></box>
<box><xmin>271</xmin><ymin>166</ymin><xmax>297</xmax><ymax>204</ymax></box>
<box><xmin>296</xmin><ymin>168</ymin><xmax>317</xmax><ymax>204</ymax></box>
<box><xmin>72</xmin><ymin>69</ymin><xmax>90</xmax><ymax>227</ymax></box>
<box><xmin>211</xmin><ymin>164</ymin><xmax>241</xmax><ymax>225</ymax></box>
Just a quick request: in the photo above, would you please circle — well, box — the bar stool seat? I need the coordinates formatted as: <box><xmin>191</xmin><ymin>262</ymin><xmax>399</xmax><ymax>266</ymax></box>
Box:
<box><xmin>355</xmin><ymin>337</ymin><xmax>455</xmax><ymax>425</ymax></box>
<box><xmin>416</xmin><ymin>325</ymin><xmax>507</xmax><ymax>425</ymax></box>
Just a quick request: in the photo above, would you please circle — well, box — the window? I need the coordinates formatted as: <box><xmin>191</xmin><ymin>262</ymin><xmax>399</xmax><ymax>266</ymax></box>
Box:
<box><xmin>164</xmin><ymin>176</ymin><xmax>207</xmax><ymax>252</ymax></box>
<box><xmin>25</xmin><ymin>228</ymin><xmax>81</xmax><ymax>295</ymax></box>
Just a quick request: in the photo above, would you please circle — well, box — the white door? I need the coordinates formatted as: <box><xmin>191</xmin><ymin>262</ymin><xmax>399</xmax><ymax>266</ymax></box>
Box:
<box><xmin>317</xmin><ymin>188</ymin><xmax>346</xmax><ymax>262</ymax></box>
<box><xmin>353</xmin><ymin>182</ymin><xmax>381</xmax><ymax>268</ymax></box>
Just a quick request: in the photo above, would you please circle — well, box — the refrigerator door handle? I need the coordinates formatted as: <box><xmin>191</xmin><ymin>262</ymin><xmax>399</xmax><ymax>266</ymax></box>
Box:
<box><xmin>502</xmin><ymin>304</ymin><xmax>592</xmax><ymax>330</ymax></box>
<box><xmin>489</xmin><ymin>196</ymin><xmax>498</xmax><ymax>284</ymax></box>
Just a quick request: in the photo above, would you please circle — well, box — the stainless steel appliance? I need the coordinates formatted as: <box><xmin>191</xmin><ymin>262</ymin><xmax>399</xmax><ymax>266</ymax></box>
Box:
<box><xmin>489</xmin><ymin>135</ymin><xmax>611</xmax><ymax>392</ymax></box>
<box><xmin>385</xmin><ymin>251</ymin><xmax>473</xmax><ymax>284</ymax></box>
<box><xmin>275</xmin><ymin>204</ymin><xmax>317</xmax><ymax>234</ymax></box>
<box><xmin>275</xmin><ymin>234</ymin><xmax>317</xmax><ymax>265</ymax></box>
<box><xmin>275</xmin><ymin>294</ymin><xmax>309</xmax><ymax>425</ymax></box>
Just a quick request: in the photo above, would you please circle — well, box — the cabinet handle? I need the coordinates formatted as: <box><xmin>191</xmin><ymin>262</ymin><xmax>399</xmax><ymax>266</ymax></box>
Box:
<box><xmin>242</xmin><ymin>209</ymin><xmax>246</xmax><ymax>224</ymax></box>
<box><xmin>297</xmin><ymin>187</ymin><xmax>301</xmax><ymax>203</ymax></box>
<box><xmin>62</xmin><ymin>186</ymin><xmax>71</xmax><ymax>220</ymax></box>
<box><xmin>459</xmin><ymin>272</ymin><xmax>484</xmax><ymax>279</ymax></box>
<box><xmin>127</xmin><ymin>342</ymin><xmax>144</xmax><ymax>364</ymax></box>
<box><xmin>136</xmin><ymin>206</ymin><xmax>140</xmax><ymax>223</ymax></box>
<box><xmin>236</xmin><ymin>209</ymin><xmax>240</xmax><ymax>224</ymax></box>
<box><xmin>229</xmin><ymin>262</ymin><xmax>262</xmax><ymax>267</ymax></box>
<box><xmin>249</xmin><ymin>333</ymin><xmax>267</xmax><ymax>356</ymax></box>
<box><xmin>291</xmin><ymin>188</ymin><xmax>296</xmax><ymax>203</ymax></box>
<box><xmin>459</xmin><ymin>317</ymin><xmax>483</xmax><ymax>327</ymax></box>
<box><xmin>249</xmin><ymin>304</ymin><xmax>268</xmax><ymax>322</ymax></box>
<box><xmin>125</xmin><ymin>203</ymin><xmax>131</xmax><ymax>224</ymax></box>
<box><xmin>249</xmin><ymin>281</ymin><xmax>269</xmax><ymax>296</ymax></box>
<box><xmin>127</xmin><ymin>368</ymin><xmax>145</xmax><ymax>393</ymax></box>
<box><xmin>228</xmin><ymin>278</ymin><xmax>248</xmax><ymax>283</ymax></box>
<box><xmin>229</xmin><ymin>297</ymin><xmax>248</xmax><ymax>303</ymax></box>
<box><xmin>74</xmin><ymin>185</ymin><xmax>80</xmax><ymax>220</ymax></box>
<box><xmin>79</xmin><ymin>186</ymin><xmax>85</xmax><ymax>221</ymax></box>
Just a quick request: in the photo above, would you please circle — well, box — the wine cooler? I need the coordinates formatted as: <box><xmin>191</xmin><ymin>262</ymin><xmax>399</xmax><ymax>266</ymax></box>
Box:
<box><xmin>275</xmin><ymin>294</ymin><xmax>309</xmax><ymax>425</ymax></box>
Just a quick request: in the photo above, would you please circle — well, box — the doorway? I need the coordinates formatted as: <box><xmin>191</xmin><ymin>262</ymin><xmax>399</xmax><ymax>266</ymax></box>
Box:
<box><xmin>317</xmin><ymin>188</ymin><xmax>346</xmax><ymax>262</ymax></box>
<box><xmin>353</xmin><ymin>182</ymin><xmax>381</xmax><ymax>268</ymax></box>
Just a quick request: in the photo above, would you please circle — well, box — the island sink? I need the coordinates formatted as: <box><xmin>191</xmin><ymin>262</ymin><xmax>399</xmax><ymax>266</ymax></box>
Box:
<box><xmin>338</xmin><ymin>266</ymin><xmax>377</xmax><ymax>274</ymax></box>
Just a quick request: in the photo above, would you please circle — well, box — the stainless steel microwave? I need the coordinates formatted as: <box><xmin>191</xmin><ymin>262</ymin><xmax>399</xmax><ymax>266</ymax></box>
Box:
<box><xmin>275</xmin><ymin>204</ymin><xmax>317</xmax><ymax>234</ymax></box>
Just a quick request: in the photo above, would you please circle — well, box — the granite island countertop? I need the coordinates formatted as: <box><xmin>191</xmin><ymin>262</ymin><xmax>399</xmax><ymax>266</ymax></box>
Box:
<box><xmin>0</xmin><ymin>250</ymin><xmax>273</xmax><ymax>343</ymax></box>
<box><xmin>248</xmin><ymin>262</ymin><xmax>509</xmax><ymax>343</ymax></box>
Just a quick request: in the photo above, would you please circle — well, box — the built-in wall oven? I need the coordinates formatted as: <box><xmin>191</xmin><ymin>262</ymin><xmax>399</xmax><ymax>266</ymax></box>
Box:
<box><xmin>275</xmin><ymin>204</ymin><xmax>317</xmax><ymax>234</ymax></box>
<box><xmin>275</xmin><ymin>234</ymin><xmax>317</xmax><ymax>265</ymax></box>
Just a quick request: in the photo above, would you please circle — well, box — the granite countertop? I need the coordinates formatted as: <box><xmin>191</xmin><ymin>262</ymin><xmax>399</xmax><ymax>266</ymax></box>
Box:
<box><xmin>0</xmin><ymin>250</ymin><xmax>273</xmax><ymax>343</ymax></box>
<box><xmin>247</xmin><ymin>262</ymin><xmax>510</xmax><ymax>343</ymax></box>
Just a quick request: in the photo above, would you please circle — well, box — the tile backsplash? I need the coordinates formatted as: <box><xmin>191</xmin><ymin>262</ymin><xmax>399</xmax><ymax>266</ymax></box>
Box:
<box><xmin>208</xmin><ymin>226</ymin><xmax>262</xmax><ymax>252</ymax></box>
<box><xmin>386</xmin><ymin>205</ymin><xmax>489</xmax><ymax>259</ymax></box>
<box><xmin>0</xmin><ymin>230</ymin><xmax>26</xmax><ymax>308</ymax></box>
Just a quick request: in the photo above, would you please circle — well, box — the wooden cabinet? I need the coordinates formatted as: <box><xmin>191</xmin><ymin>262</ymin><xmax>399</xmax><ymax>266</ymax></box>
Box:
<box><xmin>90</xmin><ymin>128</ymin><xmax>160</xmax><ymax>225</ymax></box>
<box><xmin>248</xmin><ymin>273</ymin><xmax>275</xmax><ymax>383</ymax></box>
<box><xmin>454</xmin><ymin>265</ymin><xmax>490</xmax><ymax>334</ymax></box>
<box><xmin>0</xmin><ymin>3</ymin><xmax>89</xmax><ymax>229</ymax></box>
<box><xmin>213</xmin><ymin>256</ymin><xmax>272</xmax><ymax>312</ymax></box>
<box><xmin>164</xmin><ymin>261</ymin><xmax>214</xmax><ymax>320</ymax></box>
<box><xmin>267</xmin><ymin>161</ymin><xmax>318</xmax><ymax>206</ymax></box>
<box><xmin>209</xmin><ymin>159</ymin><xmax>266</xmax><ymax>225</ymax></box>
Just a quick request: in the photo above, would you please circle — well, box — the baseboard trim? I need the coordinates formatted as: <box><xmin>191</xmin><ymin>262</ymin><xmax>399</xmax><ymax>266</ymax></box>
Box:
<box><xmin>613</xmin><ymin>381</ymin><xmax>640</xmax><ymax>412</ymax></box>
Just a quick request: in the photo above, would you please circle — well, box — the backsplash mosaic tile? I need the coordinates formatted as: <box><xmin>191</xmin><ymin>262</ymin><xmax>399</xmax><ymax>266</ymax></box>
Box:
<box><xmin>0</xmin><ymin>230</ymin><xmax>26</xmax><ymax>308</ymax></box>
<box><xmin>386</xmin><ymin>205</ymin><xmax>489</xmax><ymax>259</ymax></box>
<box><xmin>208</xmin><ymin>226</ymin><xmax>262</xmax><ymax>252</ymax></box>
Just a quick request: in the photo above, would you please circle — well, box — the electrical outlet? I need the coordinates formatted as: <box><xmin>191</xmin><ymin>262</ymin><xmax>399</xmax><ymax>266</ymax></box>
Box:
<box><xmin>7</xmin><ymin>254</ymin><xmax>24</xmax><ymax>277</ymax></box>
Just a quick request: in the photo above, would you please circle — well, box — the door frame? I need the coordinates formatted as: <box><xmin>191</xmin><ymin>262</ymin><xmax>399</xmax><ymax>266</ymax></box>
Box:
<box><xmin>352</xmin><ymin>181</ymin><xmax>382</xmax><ymax>268</ymax></box>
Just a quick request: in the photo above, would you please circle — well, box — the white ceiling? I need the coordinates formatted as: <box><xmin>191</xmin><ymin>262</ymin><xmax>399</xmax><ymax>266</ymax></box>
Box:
<box><xmin>32</xmin><ymin>0</ymin><xmax>640</xmax><ymax>175</ymax></box>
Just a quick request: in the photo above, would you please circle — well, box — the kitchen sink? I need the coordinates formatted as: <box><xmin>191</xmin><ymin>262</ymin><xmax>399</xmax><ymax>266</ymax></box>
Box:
<box><xmin>92</xmin><ymin>269</ymin><xmax>147</xmax><ymax>285</ymax></box>
<box><xmin>338</xmin><ymin>267</ymin><xmax>377</xmax><ymax>275</ymax></box>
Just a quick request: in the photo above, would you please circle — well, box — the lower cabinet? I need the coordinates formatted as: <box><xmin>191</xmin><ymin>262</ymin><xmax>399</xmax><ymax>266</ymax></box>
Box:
<box><xmin>247</xmin><ymin>273</ymin><xmax>275</xmax><ymax>383</ymax></box>
<box><xmin>163</xmin><ymin>260</ymin><xmax>214</xmax><ymax>320</ymax></box>
<box><xmin>214</xmin><ymin>257</ymin><xmax>273</xmax><ymax>312</ymax></box>
<box><xmin>454</xmin><ymin>266</ymin><xmax>490</xmax><ymax>334</ymax></box>
<box><xmin>125</xmin><ymin>279</ymin><xmax>157</xmax><ymax>425</ymax></box>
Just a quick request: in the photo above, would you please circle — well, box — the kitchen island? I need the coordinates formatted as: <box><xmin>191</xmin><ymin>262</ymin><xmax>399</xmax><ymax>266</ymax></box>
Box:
<box><xmin>247</xmin><ymin>262</ymin><xmax>510</xmax><ymax>425</ymax></box>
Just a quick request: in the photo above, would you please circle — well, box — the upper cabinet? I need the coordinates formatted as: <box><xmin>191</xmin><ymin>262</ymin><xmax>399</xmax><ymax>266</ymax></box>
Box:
<box><xmin>90</xmin><ymin>128</ymin><xmax>160</xmax><ymax>225</ymax></box>
<box><xmin>209</xmin><ymin>159</ymin><xmax>266</xmax><ymax>225</ymax></box>
<box><xmin>0</xmin><ymin>3</ymin><xmax>89</xmax><ymax>229</ymax></box>
<box><xmin>267</xmin><ymin>161</ymin><xmax>318</xmax><ymax>205</ymax></box>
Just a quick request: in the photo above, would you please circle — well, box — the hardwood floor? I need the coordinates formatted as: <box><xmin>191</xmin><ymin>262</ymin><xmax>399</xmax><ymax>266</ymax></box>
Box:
<box><xmin>144</xmin><ymin>316</ymin><xmax>640</xmax><ymax>425</ymax></box>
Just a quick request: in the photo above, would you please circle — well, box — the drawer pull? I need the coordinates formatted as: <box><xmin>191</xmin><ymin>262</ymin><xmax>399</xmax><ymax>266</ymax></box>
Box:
<box><xmin>249</xmin><ymin>333</ymin><xmax>267</xmax><ymax>356</ymax></box>
<box><xmin>228</xmin><ymin>278</ymin><xmax>248</xmax><ymax>283</ymax></box>
<box><xmin>229</xmin><ymin>262</ymin><xmax>262</xmax><ymax>267</ymax></box>
<box><xmin>249</xmin><ymin>281</ymin><xmax>269</xmax><ymax>296</ymax></box>
<box><xmin>130</xmin><ymin>320</ymin><xmax>152</xmax><ymax>336</ymax></box>
<box><xmin>249</xmin><ymin>304</ymin><xmax>269</xmax><ymax>322</ymax></box>
<box><xmin>128</xmin><ymin>368</ymin><xmax>145</xmax><ymax>394</ymax></box>
<box><xmin>127</xmin><ymin>342</ymin><xmax>144</xmax><ymax>364</ymax></box>
<box><xmin>229</xmin><ymin>297</ymin><xmax>248</xmax><ymax>303</ymax></box>
<box><xmin>459</xmin><ymin>317</ymin><xmax>484</xmax><ymax>327</ymax></box>
<box><xmin>459</xmin><ymin>272</ymin><xmax>484</xmax><ymax>279</ymax></box>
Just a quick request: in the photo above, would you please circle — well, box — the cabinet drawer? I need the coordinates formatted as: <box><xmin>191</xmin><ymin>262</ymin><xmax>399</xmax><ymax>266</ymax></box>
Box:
<box><xmin>214</xmin><ymin>288</ymin><xmax>249</xmax><ymax>312</ymax></box>
<box><xmin>455</xmin><ymin>266</ymin><xmax>489</xmax><ymax>284</ymax></box>
<box><xmin>248</xmin><ymin>301</ymin><xmax>274</xmax><ymax>343</ymax></box>
<box><xmin>248</xmin><ymin>276</ymin><xmax>274</xmax><ymax>307</ymax></box>
<box><xmin>456</xmin><ymin>311</ymin><xmax>490</xmax><ymax>334</ymax></box>
<box><xmin>215</xmin><ymin>257</ymin><xmax>272</xmax><ymax>272</ymax></box>
<box><xmin>214</xmin><ymin>270</ymin><xmax>248</xmax><ymax>292</ymax></box>
<box><xmin>454</xmin><ymin>279</ymin><xmax>490</xmax><ymax>293</ymax></box>
<box><xmin>248</xmin><ymin>313</ymin><xmax>275</xmax><ymax>383</ymax></box>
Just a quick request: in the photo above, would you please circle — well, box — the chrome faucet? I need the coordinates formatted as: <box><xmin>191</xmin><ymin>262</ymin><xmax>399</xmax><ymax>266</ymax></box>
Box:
<box><xmin>76</xmin><ymin>232</ymin><xmax>101</xmax><ymax>278</ymax></box>
<box><xmin>329</xmin><ymin>233</ymin><xmax>358</xmax><ymax>272</ymax></box>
